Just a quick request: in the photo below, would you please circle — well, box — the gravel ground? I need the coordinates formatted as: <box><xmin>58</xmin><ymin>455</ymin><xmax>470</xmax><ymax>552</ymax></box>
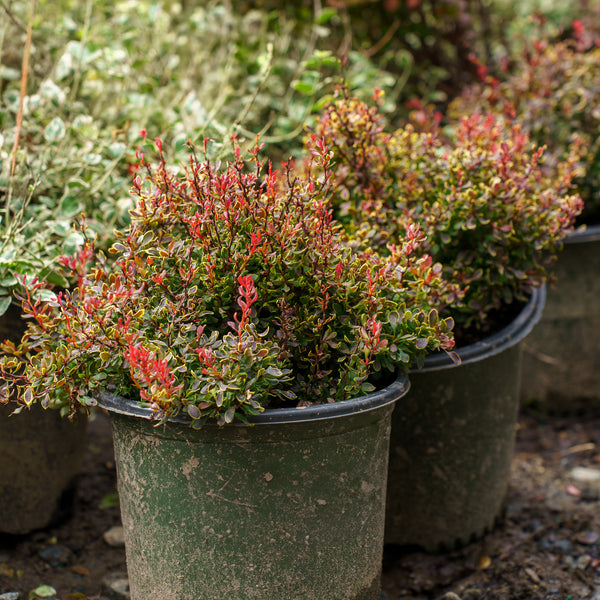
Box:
<box><xmin>1</xmin><ymin>407</ymin><xmax>600</xmax><ymax>600</ymax></box>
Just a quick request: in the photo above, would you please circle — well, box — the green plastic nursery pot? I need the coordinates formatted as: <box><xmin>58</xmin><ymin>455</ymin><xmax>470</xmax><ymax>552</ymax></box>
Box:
<box><xmin>0</xmin><ymin>304</ymin><xmax>88</xmax><ymax>535</ymax></box>
<box><xmin>385</xmin><ymin>287</ymin><xmax>546</xmax><ymax>552</ymax></box>
<box><xmin>521</xmin><ymin>225</ymin><xmax>600</xmax><ymax>413</ymax></box>
<box><xmin>0</xmin><ymin>404</ymin><xmax>87</xmax><ymax>534</ymax></box>
<box><xmin>98</xmin><ymin>375</ymin><xmax>409</xmax><ymax>600</ymax></box>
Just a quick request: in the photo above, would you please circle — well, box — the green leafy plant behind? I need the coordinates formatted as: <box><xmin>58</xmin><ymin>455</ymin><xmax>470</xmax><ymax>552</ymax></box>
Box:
<box><xmin>0</xmin><ymin>139</ymin><xmax>455</xmax><ymax>425</ymax></box>
<box><xmin>450</xmin><ymin>29</ymin><xmax>600</xmax><ymax>224</ymax></box>
<box><xmin>0</xmin><ymin>178</ymin><xmax>77</xmax><ymax>316</ymax></box>
<box><xmin>0</xmin><ymin>0</ymin><xmax>401</xmax><ymax>314</ymax></box>
<box><xmin>308</xmin><ymin>88</ymin><xmax>583</xmax><ymax>336</ymax></box>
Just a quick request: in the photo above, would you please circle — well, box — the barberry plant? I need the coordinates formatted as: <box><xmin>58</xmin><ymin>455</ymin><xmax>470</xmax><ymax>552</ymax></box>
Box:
<box><xmin>0</xmin><ymin>138</ymin><xmax>455</xmax><ymax>425</ymax></box>
<box><xmin>450</xmin><ymin>30</ymin><xmax>600</xmax><ymax>224</ymax></box>
<box><xmin>308</xmin><ymin>88</ymin><xmax>583</xmax><ymax>334</ymax></box>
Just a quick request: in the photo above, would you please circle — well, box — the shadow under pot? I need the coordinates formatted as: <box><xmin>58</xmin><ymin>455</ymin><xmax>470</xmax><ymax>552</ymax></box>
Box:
<box><xmin>385</xmin><ymin>286</ymin><xmax>546</xmax><ymax>552</ymax></box>
<box><xmin>98</xmin><ymin>375</ymin><xmax>408</xmax><ymax>600</ymax></box>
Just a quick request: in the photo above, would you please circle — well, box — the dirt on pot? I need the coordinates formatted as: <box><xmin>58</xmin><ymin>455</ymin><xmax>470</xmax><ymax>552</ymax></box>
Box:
<box><xmin>1</xmin><ymin>407</ymin><xmax>600</xmax><ymax>599</ymax></box>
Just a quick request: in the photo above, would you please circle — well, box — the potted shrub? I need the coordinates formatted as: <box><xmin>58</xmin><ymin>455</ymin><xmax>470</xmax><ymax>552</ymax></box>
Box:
<box><xmin>308</xmin><ymin>88</ymin><xmax>583</xmax><ymax>550</ymax></box>
<box><xmin>0</xmin><ymin>0</ymin><xmax>396</xmax><ymax>536</ymax></box>
<box><xmin>0</xmin><ymin>168</ymin><xmax>89</xmax><ymax>534</ymax></box>
<box><xmin>450</xmin><ymin>30</ymin><xmax>600</xmax><ymax>412</ymax></box>
<box><xmin>0</xmin><ymin>137</ymin><xmax>454</xmax><ymax>599</ymax></box>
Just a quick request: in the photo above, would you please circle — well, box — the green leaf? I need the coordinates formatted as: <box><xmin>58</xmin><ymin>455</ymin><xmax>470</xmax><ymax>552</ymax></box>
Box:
<box><xmin>415</xmin><ymin>338</ymin><xmax>429</xmax><ymax>350</ymax></box>
<box><xmin>39</xmin><ymin>79</ymin><xmax>65</xmax><ymax>103</ymax></box>
<box><xmin>187</xmin><ymin>405</ymin><xmax>201</xmax><ymax>419</ymax></box>
<box><xmin>108</xmin><ymin>142</ymin><xmax>127</xmax><ymax>159</ymax></box>
<box><xmin>32</xmin><ymin>289</ymin><xmax>57</xmax><ymax>303</ymax></box>
<box><xmin>62</xmin><ymin>232</ymin><xmax>85</xmax><ymax>255</ymax></box>
<box><xmin>84</xmin><ymin>152</ymin><xmax>103</xmax><ymax>165</ymax></box>
<box><xmin>315</xmin><ymin>8</ymin><xmax>337</xmax><ymax>24</ymax></box>
<box><xmin>61</xmin><ymin>196</ymin><xmax>83</xmax><ymax>216</ymax></box>
<box><xmin>0</xmin><ymin>275</ymin><xmax>19</xmax><ymax>288</ymax></box>
<box><xmin>0</xmin><ymin>296</ymin><xmax>11</xmax><ymax>316</ymax></box>
<box><xmin>313</xmin><ymin>94</ymin><xmax>335</xmax><ymax>111</ymax></box>
<box><xmin>224</xmin><ymin>406</ymin><xmax>236</xmax><ymax>423</ymax></box>
<box><xmin>0</xmin><ymin>66</ymin><xmax>20</xmax><ymax>80</ymax></box>
<box><xmin>265</xmin><ymin>366</ymin><xmax>284</xmax><ymax>377</ymax></box>
<box><xmin>99</xmin><ymin>490</ymin><xmax>120</xmax><ymax>509</ymax></box>
<box><xmin>43</xmin><ymin>117</ymin><xmax>66</xmax><ymax>143</ymax></box>
<box><xmin>292</xmin><ymin>80</ymin><xmax>315</xmax><ymax>95</ymax></box>
<box><xmin>31</xmin><ymin>585</ymin><xmax>57</xmax><ymax>598</ymax></box>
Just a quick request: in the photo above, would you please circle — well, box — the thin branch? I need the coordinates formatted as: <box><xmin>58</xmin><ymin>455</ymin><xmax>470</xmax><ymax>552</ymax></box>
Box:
<box><xmin>0</xmin><ymin>0</ymin><xmax>27</xmax><ymax>33</ymax></box>
<box><xmin>9</xmin><ymin>0</ymin><xmax>36</xmax><ymax>177</ymax></box>
<box><xmin>364</xmin><ymin>19</ymin><xmax>401</xmax><ymax>58</ymax></box>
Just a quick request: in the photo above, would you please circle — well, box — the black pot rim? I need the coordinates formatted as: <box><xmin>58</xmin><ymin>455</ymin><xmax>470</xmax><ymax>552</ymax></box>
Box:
<box><xmin>567</xmin><ymin>223</ymin><xmax>600</xmax><ymax>245</ymax></box>
<box><xmin>97</xmin><ymin>372</ymin><xmax>410</xmax><ymax>426</ymax></box>
<box><xmin>416</xmin><ymin>284</ymin><xmax>546</xmax><ymax>372</ymax></box>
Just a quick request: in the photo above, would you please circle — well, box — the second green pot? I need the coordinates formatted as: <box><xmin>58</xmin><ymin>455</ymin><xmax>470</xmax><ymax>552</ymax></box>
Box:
<box><xmin>385</xmin><ymin>287</ymin><xmax>545</xmax><ymax>551</ymax></box>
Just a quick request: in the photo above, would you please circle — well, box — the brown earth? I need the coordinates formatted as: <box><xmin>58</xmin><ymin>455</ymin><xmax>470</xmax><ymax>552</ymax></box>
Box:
<box><xmin>1</xmin><ymin>407</ymin><xmax>600</xmax><ymax>600</ymax></box>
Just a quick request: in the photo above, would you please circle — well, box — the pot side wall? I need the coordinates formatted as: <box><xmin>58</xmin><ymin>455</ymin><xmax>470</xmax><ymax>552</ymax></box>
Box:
<box><xmin>0</xmin><ymin>403</ymin><xmax>87</xmax><ymax>534</ymax></box>
<box><xmin>385</xmin><ymin>344</ymin><xmax>523</xmax><ymax>551</ymax></box>
<box><xmin>521</xmin><ymin>228</ymin><xmax>600</xmax><ymax>412</ymax></box>
<box><xmin>0</xmin><ymin>305</ymin><xmax>88</xmax><ymax>535</ymax></box>
<box><xmin>110</xmin><ymin>402</ymin><xmax>395</xmax><ymax>600</ymax></box>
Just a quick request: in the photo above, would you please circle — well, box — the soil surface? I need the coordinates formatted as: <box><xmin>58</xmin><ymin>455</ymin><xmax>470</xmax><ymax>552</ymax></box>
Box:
<box><xmin>1</xmin><ymin>407</ymin><xmax>600</xmax><ymax>600</ymax></box>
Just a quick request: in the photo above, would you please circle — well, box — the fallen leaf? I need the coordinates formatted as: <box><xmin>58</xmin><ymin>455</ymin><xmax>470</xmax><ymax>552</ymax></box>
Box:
<box><xmin>477</xmin><ymin>555</ymin><xmax>491</xmax><ymax>570</ymax></box>
<box><xmin>31</xmin><ymin>584</ymin><xmax>57</xmax><ymax>598</ymax></box>
<box><xmin>71</xmin><ymin>565</ymin><xmax>91</xmax><ymax>576</ymax></box>
<box><xmin>99</xmin><ymin>490</ymin><xmax>120</xmax><ymax>509</ymax></box>
<box><xmin>524</xmin><ymin>567</ymin><xmax>541</xmax><ymax>584</ymax></box>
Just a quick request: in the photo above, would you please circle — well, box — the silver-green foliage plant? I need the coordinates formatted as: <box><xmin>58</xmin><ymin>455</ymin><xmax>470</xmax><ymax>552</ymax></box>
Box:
<box><xmin>0</xmin><ymin>180</ymin><xmax>80</xmax><ymax>316</ymax></box>
<box><xmin>0</xmin><ymin>0</ymin><xmax>398</xmax><ymax>314</ymax></box>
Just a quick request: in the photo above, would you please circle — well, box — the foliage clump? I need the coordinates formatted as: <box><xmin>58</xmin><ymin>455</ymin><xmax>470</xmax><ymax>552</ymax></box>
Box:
<box><xmin>308</xmin><ymin>88</ymin><xmax>583</xmax><ymax>334</ymax></box>
<box><xmin>450</xmin><ymin>29</ymin><xmax>600</xmax><ymax>224</ymax></box>
<box><xmin>0</xmin><ymin>139</ymin><xmax>455</xmax><ymax>425</ymax></box>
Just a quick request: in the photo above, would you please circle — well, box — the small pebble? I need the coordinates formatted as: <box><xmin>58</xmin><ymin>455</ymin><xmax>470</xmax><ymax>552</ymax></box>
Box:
<box><xmin>575</xmin><ymin>530</ymin><xmax>599</xmax><ymax>545</ymax></box>
<box><xmin>577</xmin><ymin>554</ymin><xmax>592</xmax><ymax>570</ymax></box>
<box><xmin>566</xmin><ymin>553</ymin><xmax>592</xmax><ymax>570</ymax></box>
<box><xmin>569</xmin><ymin>467</ymin><xmax>600</xmax><ymax>483</ymax></box>
<box><xmin>463</xmin><ymin>590</ymin><xmax>483</xmax><ymax>600</ymax></box>
<box><xmin>0</xmin><ymin>593</ymin><xmax>20</xmax><ymax>600</ymax></box>
<box><xmin>38</xmin><ymin>545</ymin><xmax>71</xmax><ymax>567</ymax></box>
<box><xmin>103</xmin><ymin>526</ymin><xmax>125</xmax><ymax>547</ymax></box>
<box><xmin>102</xmin><ymin>571</ymin><xmax>130</xmax><ymax>600</ymax></box>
